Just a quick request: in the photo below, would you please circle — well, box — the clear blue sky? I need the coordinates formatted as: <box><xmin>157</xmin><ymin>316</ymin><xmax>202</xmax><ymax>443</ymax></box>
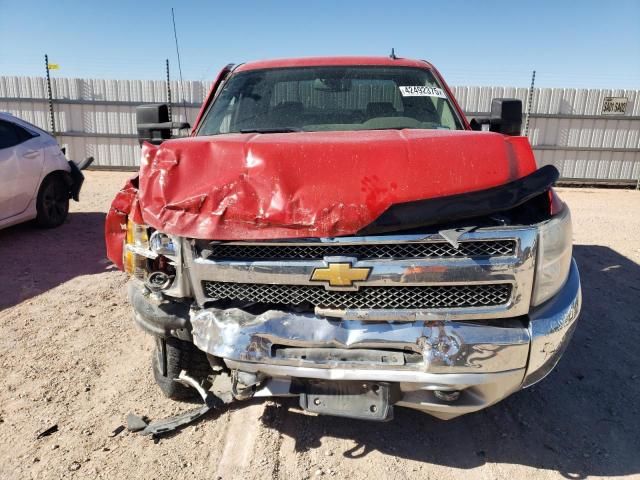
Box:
<box><xmin>1</xmin><ymin>0</ymin><xmax>638</xmax><ymax>88</ymax></box>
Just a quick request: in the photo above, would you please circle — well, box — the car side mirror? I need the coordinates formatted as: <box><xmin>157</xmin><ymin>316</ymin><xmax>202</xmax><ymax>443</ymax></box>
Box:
<box><xmin>469</xmin><ymin>98</ymin><xmax>523</xmax><ymax>136</ymax></box>
<box><xmin>136</xmin><ymin>104</ymin><xmax>190</xmax><ymax>145</ymax></box>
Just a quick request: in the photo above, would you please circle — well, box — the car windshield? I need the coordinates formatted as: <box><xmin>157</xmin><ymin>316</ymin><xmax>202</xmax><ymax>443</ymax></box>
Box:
<box><xmin>197</xmin><ymin>66</ymin><xmax>463</xmax><ymax>135</ymax></box>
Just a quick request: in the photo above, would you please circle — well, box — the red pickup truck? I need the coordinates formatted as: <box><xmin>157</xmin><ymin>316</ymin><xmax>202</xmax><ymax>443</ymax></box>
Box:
<box><xmin>106</xmin><ymin>56</ymin><xmax>581</xmax><ymax>424</ymax></box>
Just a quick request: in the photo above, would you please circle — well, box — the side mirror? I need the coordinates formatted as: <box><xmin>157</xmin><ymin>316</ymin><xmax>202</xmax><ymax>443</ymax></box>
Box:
<box><xmin>490</xmin><ymin>98</ymin><xmax>522</xmax><ymax>136</ymax></box>
<box><xmin>469</xmin><ymin>98</ymin><xmax>523</xmax><ymax>136</ymax></box>
<box><xmin>136</xmin><ymin>104</ymin><xmax>190</xmax><ymax>145</ymax></box>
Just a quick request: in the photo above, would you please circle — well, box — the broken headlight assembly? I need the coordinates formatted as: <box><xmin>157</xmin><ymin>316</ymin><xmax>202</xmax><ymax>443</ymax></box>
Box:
<box><xmin>149</xmin><ymin>231</ymin><xmax>177</xmax><ymax>256</ymax></box>
<box><xmin>531</xmin><ymin>205</ymin><xmax>573</xmax><ymax>306</ymax></box>
<box><xmin>124</xmin><ymin>221</ymin><xmax>177</xmax><ymax>292</ymax></box>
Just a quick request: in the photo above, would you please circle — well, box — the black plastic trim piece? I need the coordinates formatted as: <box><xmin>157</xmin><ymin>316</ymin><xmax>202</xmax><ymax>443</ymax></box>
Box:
<box><xmin>358</xmin><ymin>165</ymin><xmax>559</xmax><ymax>235</ymax></box>
<box><xmin>128</xmin><ymin>282</ymin><xmax>191</xmax><ymax>337</ymax></box>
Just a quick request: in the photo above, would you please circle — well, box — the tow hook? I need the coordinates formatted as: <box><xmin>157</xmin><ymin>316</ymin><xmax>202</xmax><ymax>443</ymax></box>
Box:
<box><xmin>231</xmin><ymin>370</ymin><xmax>261</xmax><ymax>400</ymax></box>
<box><xmin>434</xmin><ymin>390</ymin><xmax>461</xmax><ymax>402</ymax></box>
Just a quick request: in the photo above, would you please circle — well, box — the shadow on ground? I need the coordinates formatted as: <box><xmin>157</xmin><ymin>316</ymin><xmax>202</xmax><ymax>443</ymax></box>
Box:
<box><xmin>260</xmin><ymin>245</ymin><xmax>640</xmax><ymax>479</ymax></box>
<box><xmin>0</xmin><ymin>212</ymin><xmax>110</xmax><ymax>310</ymax></box>
<box><xmin>3</xmin><ymin>209</ymin><xmax>639</xmax><ymax>477</ymax></box>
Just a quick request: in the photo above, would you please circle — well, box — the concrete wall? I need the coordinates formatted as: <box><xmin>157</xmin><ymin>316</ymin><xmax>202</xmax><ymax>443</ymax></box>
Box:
<box><xmin>1</xmin><ymin>76</ymin><xmax>638</xmax><ymax>184</ymax></box>
<box><xmin>455</xmin><ymin>86</ymin><xmax>640</xmax><ymax>183</ymax></box>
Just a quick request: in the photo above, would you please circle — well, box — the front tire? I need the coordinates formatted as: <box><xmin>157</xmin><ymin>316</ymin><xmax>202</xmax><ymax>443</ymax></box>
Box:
<box><xmin>152</xmin><ymin>337</ymin><xmax>213</xmax><ymax>401</ymax></box>
<box><xmin>36</xmin><ymin>174</ymin><xmax>69</xmax><ymax>228</ymax></box>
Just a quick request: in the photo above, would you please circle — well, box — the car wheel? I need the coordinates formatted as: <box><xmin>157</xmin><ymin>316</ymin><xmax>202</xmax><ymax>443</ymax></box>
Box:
<box><xmin>152</xmin><ymin>336</ymin><xmax>213</xmax><ymax>401</ymax></box>
<box><xmin>36</xmin><ymin>174</ymin><xmax>69</xmax><ymax>228</ymax></box>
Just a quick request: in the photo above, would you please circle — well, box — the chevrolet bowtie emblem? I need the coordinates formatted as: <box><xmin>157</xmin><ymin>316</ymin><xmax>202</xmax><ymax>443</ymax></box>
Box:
<box><xmin>310</xmin><ymin>262</ymin><xmax>371</xmax><ymax>287</ymax></box>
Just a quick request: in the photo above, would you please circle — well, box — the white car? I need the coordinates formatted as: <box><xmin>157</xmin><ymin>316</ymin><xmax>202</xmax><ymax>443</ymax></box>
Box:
<box><xmin>0</xmin><ymin>113</ymin><xmax>91</xmax><ymax>230</ymax></box>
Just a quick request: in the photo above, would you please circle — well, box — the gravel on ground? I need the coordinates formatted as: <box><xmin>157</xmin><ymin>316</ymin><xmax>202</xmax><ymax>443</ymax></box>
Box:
<box><xmin>1</xmin><ymin>171</ymin><xmax>639</xmax><ymax>479</ymax></box>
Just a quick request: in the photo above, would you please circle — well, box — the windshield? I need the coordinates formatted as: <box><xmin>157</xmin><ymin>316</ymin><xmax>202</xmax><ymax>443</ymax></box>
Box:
<box><xmin>197</xmin><ymin>66</ymin><xmax>463</xmax><ymax>135</ymax></box>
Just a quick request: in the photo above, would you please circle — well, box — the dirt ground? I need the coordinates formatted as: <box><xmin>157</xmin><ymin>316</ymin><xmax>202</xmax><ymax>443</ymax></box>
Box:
<box><xmin>1</xmin><ymin>171</ymin><xmax>639</xmax><ymax>480</ymax></box>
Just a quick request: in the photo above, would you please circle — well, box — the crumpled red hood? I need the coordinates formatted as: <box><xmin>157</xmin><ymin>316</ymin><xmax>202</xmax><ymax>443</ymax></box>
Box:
<box><xmin>134</xmin><ymin>129</ymin><xmax>536</xmax><ymax>240</ymax></box>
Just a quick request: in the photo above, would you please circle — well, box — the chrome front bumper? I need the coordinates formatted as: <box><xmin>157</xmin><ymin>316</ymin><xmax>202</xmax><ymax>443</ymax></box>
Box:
<box><xmin>524</xmin><ymin>258</ymin><xmax>582</xmax><ymax>387</ymax></box>
<box><xmin>187</xmin><ymin>260</ymin><xmax>581</xmax><ymax>419</ymax></box>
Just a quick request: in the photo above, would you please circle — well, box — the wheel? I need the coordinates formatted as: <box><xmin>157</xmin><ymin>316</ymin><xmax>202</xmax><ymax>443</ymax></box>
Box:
<box><xmin>152</xmin><ymin>336</ymin><xmax>213</xmax><ymax>401</ymax></box>
<box><xmin>36</xmin><ymin>174</ymin><xmax>69</xmax><ymax>228</ymax></box>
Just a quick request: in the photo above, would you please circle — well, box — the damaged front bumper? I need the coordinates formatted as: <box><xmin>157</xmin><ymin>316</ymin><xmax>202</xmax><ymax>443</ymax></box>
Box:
<box><xmin>130</xmin><ymin>260</ymin><xmax>581</xmax><ymax>420</ymax></box>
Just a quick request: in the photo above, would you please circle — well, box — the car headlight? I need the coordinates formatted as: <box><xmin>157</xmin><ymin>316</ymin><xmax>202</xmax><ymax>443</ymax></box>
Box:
<box><xmin>532</xmin><ymin>207</ymin><xmax>573</xmax><ymax>306</ymax></box>
<box><xmin>124</xmin><ymin>222</ymin><xmax>179</xmax><ymax>292</ymax></box>
<box><xmin>149</xmin><ymin>231</ymin><xmax>177</xmax><ymax>257</ymax></box>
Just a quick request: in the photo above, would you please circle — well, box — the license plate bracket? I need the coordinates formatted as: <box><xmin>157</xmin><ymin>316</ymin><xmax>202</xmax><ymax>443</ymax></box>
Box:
<box><xmin>299</xmin><ymin>380</ymin><xmax>393</xmax><ymax>421</ymax></box>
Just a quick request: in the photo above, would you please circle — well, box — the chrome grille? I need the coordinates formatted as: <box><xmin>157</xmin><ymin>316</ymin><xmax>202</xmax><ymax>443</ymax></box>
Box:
<box><xmin>201</xmin><ymin>240</ymin><xmax>516</xmax><ymax>261</ymax></box>
<box><xmin>202</xmin><ymin>281</ymin><xmax>512</xmax><ymax>310</ymax></box>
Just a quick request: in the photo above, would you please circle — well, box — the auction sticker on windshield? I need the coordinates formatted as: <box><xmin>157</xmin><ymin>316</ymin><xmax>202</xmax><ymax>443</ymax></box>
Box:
<box><xmin>399</xmin><ymin>86</ymin><xmax>447</xmax><ymax>98</ymax></box>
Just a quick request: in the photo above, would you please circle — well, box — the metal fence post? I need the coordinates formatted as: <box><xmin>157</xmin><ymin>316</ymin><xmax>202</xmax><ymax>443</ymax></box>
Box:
<box><xmin>166</xmin><ymin>59</ymin><xmax>172</xmax><ymax>122</ymax></box>
<box><xmin>44</xmin><ymin>54</ymin><xmax>56</xmax><ymax>136</ymax></box>
<box><xmin>524</xmin><ymin>70</ymin><xmax>536</xmax><ymax>138</ymax></box>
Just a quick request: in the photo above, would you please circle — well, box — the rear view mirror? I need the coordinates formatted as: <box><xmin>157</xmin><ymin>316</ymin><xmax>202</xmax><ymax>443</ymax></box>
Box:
<box><xmin>469</xmin><ymin>98</ymin><xmax>522</xmax><ymax>136</ymax></box>
<box><xmin>136</xmin><ymin>104</ymin><xmax>190</xmax><ymax>145</ymax></box>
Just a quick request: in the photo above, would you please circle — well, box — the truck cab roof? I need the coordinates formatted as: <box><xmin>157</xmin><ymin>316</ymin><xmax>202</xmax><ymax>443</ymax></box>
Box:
<box><xmin>235</xmin><ymin>56</ymin><xmax>435</xmax><ymax>73</ymax></box>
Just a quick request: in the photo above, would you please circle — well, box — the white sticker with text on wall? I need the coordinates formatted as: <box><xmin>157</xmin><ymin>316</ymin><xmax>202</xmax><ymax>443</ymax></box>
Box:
<box><xmin>399</xmin><ymin>86</ymin><xmax>447</xmax><ymax>98</ymax></box>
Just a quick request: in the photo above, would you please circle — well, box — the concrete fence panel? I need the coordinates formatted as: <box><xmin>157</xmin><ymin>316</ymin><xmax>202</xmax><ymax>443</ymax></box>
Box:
<box><xmin>1</xmin><ymin>76</ymin><xmax>638</xmax><ymax>183</ymax></box>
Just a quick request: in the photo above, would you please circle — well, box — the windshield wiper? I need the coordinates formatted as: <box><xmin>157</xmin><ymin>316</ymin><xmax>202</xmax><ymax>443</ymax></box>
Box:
<box><xmin>239</xmin><ymin>127</ymin><xmax>301</xmax><ymax>134</ymax></box>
